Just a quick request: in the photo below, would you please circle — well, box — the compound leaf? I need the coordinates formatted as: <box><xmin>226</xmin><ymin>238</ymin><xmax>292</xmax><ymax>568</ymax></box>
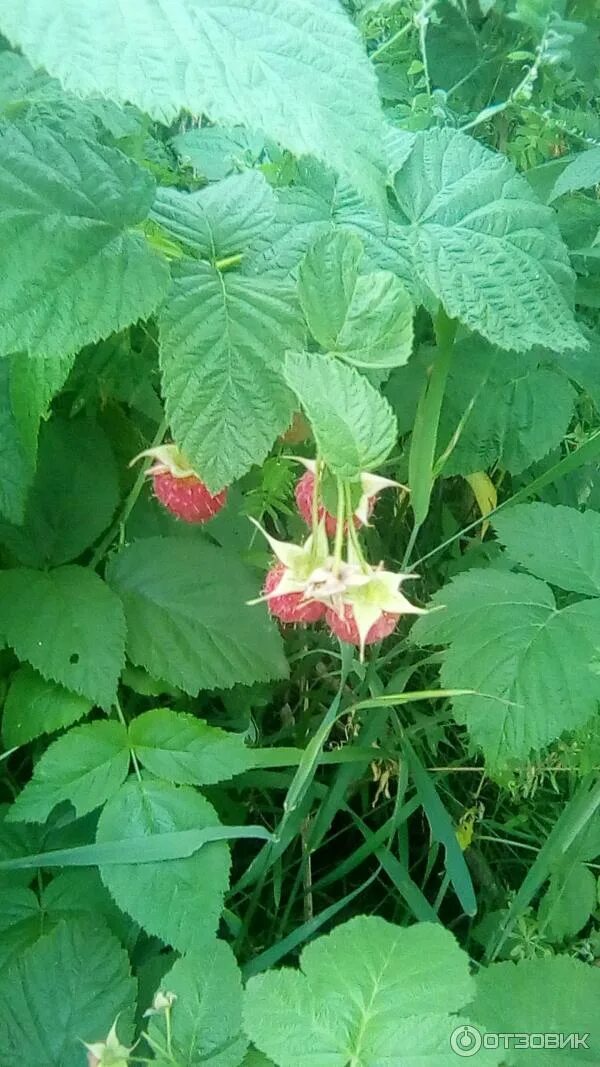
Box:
<box><xmin>97</xmin><ymin>778</ymin><xmax>230</xmax><ymax>953</ymax></box>
<box><xmin>106</xmin><ymin>537</ymin><xmax>288</xmax><ymax>695</ymax></box>
<box><xmin>0</xmin><ymin>566</ymin><xmax>126</xmax><ymax>708</ymax></box>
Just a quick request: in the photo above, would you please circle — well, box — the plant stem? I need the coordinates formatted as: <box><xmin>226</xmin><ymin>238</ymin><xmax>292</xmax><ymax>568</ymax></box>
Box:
<box><xmin>345</xmin><ymin>483</ymin><xmax>368</xmax><ymax>571</ymax></box>
<box><xmin>332</xmin><ymin>479</ymin><xmax>346</xmax><ymax>574</ymax></box>
<box><xmin>311</xmin><ymin>458</ymin><xmax>321</xmax><ymax>536</ymax></box>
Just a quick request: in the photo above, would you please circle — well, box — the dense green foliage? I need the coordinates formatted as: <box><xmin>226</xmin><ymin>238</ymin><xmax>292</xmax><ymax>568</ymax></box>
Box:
<box><xmin>1</xmin><ymin>1</ymin><xmax>600</xmax><ymax>1064</ymax></box>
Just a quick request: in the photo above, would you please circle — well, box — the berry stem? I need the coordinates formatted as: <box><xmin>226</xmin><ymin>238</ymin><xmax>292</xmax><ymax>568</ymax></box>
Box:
<box><xmin>332</xmin><ymin>478</ymin><xmax>346</xmax><ymax>575</ymax></box>
<box><xmin>344</xmin><ymin>482</ymin><xmax>369</xmax><ymax>571</ymax></box>
<box><xmin>311</xmin><ymin>457</ymin><xmax>322</xmax><ymax>537</ymax></box>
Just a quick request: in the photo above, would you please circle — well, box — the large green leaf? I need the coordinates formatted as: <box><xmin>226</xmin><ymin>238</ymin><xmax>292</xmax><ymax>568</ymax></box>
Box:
<box><xmin>244</xmin><ymin>917</ymin><xmax>500</xmax><ymax>1067</ymax></box>
<box><xmin>0</xmin><ymin>124</ymin><xmax>168</xmax><ymax>358</ymax></box>
<box><xmin>0</xmin><ymin>566</ymin><xmax>126</xmax><ymax>708</ymax></box>
<box><xmin>0</xmin><ymin>0</ymin><xmax>387</xmax><ymax>206</ymax></box>
<box><xmin>0</xmin><ymin>417</ymin><xmax>119</xmax><ymax>567</ymax></box>
<box><xmin>97</xmin><ymin>778</ymin><xmax>230</xmax><ymax>953</ymax></box>
<box><xmin>284</xmin><ymin>350</ymin><xmax>397</xmax><ymax>478</ymax></box>
<box><xmin>106</xmin><ymin>537</ymin><xmax>287</xmax><ymax>695</ymax></box>
<box><xmin>298</xmin><ymin>231</ymin><xmax>413</xmax><ymax>369</ymax></box>
<box><xmin>468</xmin><ymin>956</ymin><xmax>600</xmax><ymax>1064</ymax></box>
<box><xmin>159</xmin><ymin>259</ymin><xmax>304</xmax><ymax>490</ymax></box>
<box><xmin>411</xmin><ymin>570</ymin><xmax>600</xmax><ymax>766</ymax></box>
<box><xmin>393</xmin><ymin>128</ymin><xmax>582</xmax><ymax>351</ymax></box>
<box><xmin>129</xmin><ymin>708</ymin><xmax>253</xmax><ymax>786</ymax></box>
<box><xmin>8</xmin><ymin>721</ymin><xmax>129</xmax><ymax>824</ymax></box>
<box><xmin>0</xmin><ymin>886</ymin><xmax>42</xmax><ymax>969</ymax></box>
<box><xmin>538</xmin><ymin>860</ymin><xmax>597</xmax><ymax>941</ymax></box>
<box><xmin>2</xmin><ymin>666</ymin><xmax>92</xmax><ymax>749</ymax></box>
<box><xmin>0</xmin><ymin>917</ymin><xmax>136</xmax><ymax>1067</ymax></box>
<box><xmin>548</xmin><ymin>147</ymin><xmax>600</xmax><ymax>202</ymax></box>
<box><xmin>493</xmin><ymin>503</ymin><xmax>600</xmax><ymax>597</ymax></box>
<box><xmin>147</xmin><ymin>939</ymin><xmax>247</xmax><ymax>1067</ymax></box>
<box><xmin>437</xmin><ymin>340</ymin><xmax>576</xmax><ymax>475</ymax></box>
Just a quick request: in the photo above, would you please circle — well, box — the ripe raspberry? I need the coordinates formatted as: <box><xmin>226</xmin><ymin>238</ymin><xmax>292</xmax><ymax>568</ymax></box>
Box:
<box><xmin>295</xmin><ymin>471</ymin><xmax>374</xmax><ymax>537</ymax></box>
<box><xmin>326</xmin><ymin>604</ymin><xmax>399</xmax><ymax>646</ymax></box>
<box><xmin>152</xmin><ymin>472</ymin><xmax>227</xmax><ymax>524</ymax></box>
<box><xmin>264</xmin><ymin>563</ymin><xmax>326</xmax><ymax>625</ymax></box>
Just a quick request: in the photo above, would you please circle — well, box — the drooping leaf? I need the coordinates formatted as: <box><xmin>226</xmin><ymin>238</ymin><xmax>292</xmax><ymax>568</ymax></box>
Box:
<box><xmin>548</xmin><ymin>147</ymin><xmax>600</xmax><ymax>202</ymax></box>
<box><xmin>0</xmin><ymin>0</ymin><xmax>387</xmax><ymax>206</ymax></box>
<box><xmin>152</xmin><ymin>172</ymin><xmax>275</xmax><ymax>261</ymax></box>
<box><xmin>2</xmin><ymin>666</ymin><xmax>92</xmax><ymax>748</ymax></box>
<box><xmin>159</xmin><ymin>259</ymin><xmax>304</xmax><ymax>490</ymax></box>
<box><xmin>147</xmin><ymin>939</ymin><xmax>247</xmax><ymax>1067</ymax></box>
<box><xmin>97</xmin><ymin>778</ymin><xmax>230</xmax><ymax>953</ymax></box>
<box><xmin>0</xmin><ymin>917</ymin><xmax>136</xmax><ymax>1067</ymax></box>
<box><xmin>0</xmin><ymin>566</ymin><xmax>126</xmax><ymax>707</ymax></box>
<box><xmin>8</xmin><ymin>721</ymin><xmax>129</xmax><ymax>824</ymax></box>
<box><xmin>538</xmin><ymin>860</ymin><xmax>597</xmax><ymax>941</ymax></box>
<box><xmin>0</xmin><ymin>123</ymin><xmax>168</xmax><ymax>358</ymax></box>
<box><xmin>411</xmin><ymin>570</ymin><xmax>600</xmax><ymax>766</ymax></box>
<box><xmin>493</xmin><ymin>503</ymin><xmax>600</xmax><ymax>597</ymax></box>
<box><xmin>393</xmin><ymin>128</ymin><xmax>582</xmax><ymax>351</ymax></box>
<box><xmin>298</xmin><ymin>231</ymin><xmax>413</xmax><ymax>369</ymax></box>
<box><xmin>468</xmin><ymin>955</ymin><xmax>600</xmax><ymax>1064</ymax></box>
<box><xmin>129</xmin><ymin>708</ymin><xmax>253</xmax><ymax>786</ymax></box>
<box><xmin>284</xmin><ymin>350</ymin><xmax>397</xmax><ymax>478</ymax></box>
<box><xmin>106</xmin><ymin>537</ymin><xmax>288</xmax><ymax>695</ymax></box>
<box><xmin>0</xmin><ymin>417</ymin><xmax>119</xmax><ymax>568</ymax></box>
<box><xmin>437</xmin><ymin>339</ymin><xmax>576</xmax><ymax>475</ymax></box>
<box><xmin>244</xmin><ymin>917</ymin><xmax>499</xmax><ymax>1067</ymax></box>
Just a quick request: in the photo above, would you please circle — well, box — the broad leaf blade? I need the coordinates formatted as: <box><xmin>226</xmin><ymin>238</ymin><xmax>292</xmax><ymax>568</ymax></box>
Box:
<box><xmin>2</xmin><ymin>666</ymin><xmax>92</xmax><ymax>749</ymax></box>
<box><xmin>493</xmin><ymin>503</ymin><xmax>600</xmax><ymax>597</ymax></box>
<box><xmin>129</xmin><ymin>708</ymin><xmax>253</xmax><ymax>786</ymax></box>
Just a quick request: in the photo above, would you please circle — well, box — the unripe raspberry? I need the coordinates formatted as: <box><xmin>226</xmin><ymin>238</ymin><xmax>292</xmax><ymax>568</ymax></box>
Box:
<box><xmin>264</xmin><ymin>563</ymin><xmax>326</xmax><ymax>624</ymax></box>
<box><xmin>326</xmin><ymin>604</ymin><xmax>399</xmax><ymax>646</ymax></box>
<box><xmin>152</xmin><ymin>471</ymin><xmax>227</xmax><ymax>523</ymax></box>
<box><xmin>295</xmin><ymin>471</ymin><xmax>373</xmax><ymax>537</ymax></box>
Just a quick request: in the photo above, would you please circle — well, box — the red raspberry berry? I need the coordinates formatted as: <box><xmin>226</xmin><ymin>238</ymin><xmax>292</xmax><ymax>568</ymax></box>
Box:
<box><xmin>325</xmin><ymin>604</ymin><xmax>399</xmax><ymax>646</ymax></box>
<box><xmin>295</xmin><ymin>471</ymin><xmax>374</xmax><ymax>537</ymax></box>
<box><xmin>264</xmin><ymin>563</ymin><xmax>326</xmax><ymax>625</ymax></box>
<box><xmin>152</xmin><ymin>471</ymin><xmax>227</xmax><ymax>524</ymax></box>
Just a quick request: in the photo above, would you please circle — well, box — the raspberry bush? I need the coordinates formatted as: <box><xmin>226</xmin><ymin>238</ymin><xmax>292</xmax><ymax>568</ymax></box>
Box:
<box><xmin>1</xmin><ymin>2</ymin><xmax>600</xmax><ymax>1064</ymax></box>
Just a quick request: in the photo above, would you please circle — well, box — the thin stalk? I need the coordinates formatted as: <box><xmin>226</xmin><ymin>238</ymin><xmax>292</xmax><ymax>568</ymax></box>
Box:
<box><xmin>114</xmin><ymin>698</ymin><xmax>142</xmax><ymax>782</ymax></box>
<box><xmin>311</xmin><ymin>459</ymin><xmax>321</xmax><ymax>537</ymax></box>
<box><xmin>345</xmin><ymin>483</ymin><xmax>369</xmax><ymax>571</ymax></box>
<box><xmin>332</xmin><ymin>479</ymin><xmax>346</xmax><ymax>574</ymax></box>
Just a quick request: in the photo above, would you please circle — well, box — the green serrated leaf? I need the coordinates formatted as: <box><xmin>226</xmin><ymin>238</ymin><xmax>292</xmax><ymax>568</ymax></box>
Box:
<box><xmin>0</xmin><ymin>917</ymin><xmax>136</xmax><ymax>1067</ymax></box>
<box><xmin>0</xmin><ymin>0</ymin><xmax>387</xmax><ymax>206</ymax></box>
<box><xmin>298</xmin><ymin>231</ymin><xmax>413</xmax><ymax>369</ymax></box>
<box><xmin>412</xmin><ymin>570</ymin><xmax>600</xmax><ymax>767</ymax></box>
<box><xmin>2</xmin><ymin>666</ymin><xmax>92</xmax><ymax>749</ymax></box>
<box><xmin>393</xmin><ymin>128</ymin><xmax>582</xmax><ymax>352</ymax></box>
<box><xmin>468</xmin><ymin>955</ymin><xmax>600</xmax><ymax>1064</ymax></box>
<box><xmin>0</xmin><ymin>566</ymin><xmax>126</xmax><ymax>708</ymax></box>
<box><xmin>97</xmin><ymin>778</ymin><xmax>230</xmax><ymax>953</ymax></box>
<box><xmin>493</xmin><ymin>503</ymin><xmax>600</xmax><ymax>597</ymax></box>
<box><xmin>129</xmin><ymin>708</ymin><xmax>253</xmax><ymax>786</ymax></box>
<box><xmin>538</xmin><ymin>860</ymin><xmax>597</xmax><ymax>941</ymax></box>
<box><xmin>106</xmin><ymin>537</ymin><xmax>288</xmax><ymax>695</ymax></box>
<box><xmin>284</xmin><ymin>350</ymin><xmax>397</xmax><ymax>477</ymax></box>
<box><xmin>147</xmin><ymin>939</ymin><xmax>247</xmax><ymax>1067</ymax></box>
<box><xmin>172</xmin><ymin>126</ymin><xmax>266</xmax><ymax>181</ymax></box>
<box><xmin>0</xmin><ymin>417</ymin><xmax>119</xmax><ymax>568</ymax></box>
<box><xmin>244</xmin><ymin>917</ymin><xmax>499</xmax><ymax>1067</ymax></box>
<box><xmin>0</xmin><ymin>886</ymin><xmax>41</xmax><ymax>969</ymax></box>
<box><xmin>549</xmin><ymin>147</ymin><xmax>600</xmax><ymax>202</ymax></box>
<box><xmin>8</xmin><ymin>721</ymin><xmax>129</xmax><ymax>824</ymax></box>
<box><xmin>159</xmin><ymin>259</ymin><xmax>304</xmax><ymax>490</ymax></box>
<box><xmin>0</xmin><ymin>123</ymin><xmax>168</xmax><ymax>358</ymax></box>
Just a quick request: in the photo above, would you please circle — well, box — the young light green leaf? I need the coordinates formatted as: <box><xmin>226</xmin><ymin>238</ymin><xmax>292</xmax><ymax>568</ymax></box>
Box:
<box><xmin>106</xmin><ymin>537</ymin><xmax>288</xmax><ymax>695</ymax></box>
<box><xmin>548</xmin><ymin>147</ymin><xmax>600</xmax><ymax>202</ymax></box>
<box><xmin>147</xmin><ymin>939</ymin><xmax>247</xmax><ymax>1067</ymax></box>
<box><xmin>412</xmin><ymin>570</ymin><xmax>600</xmax><ymax>767</ymax></box>
<box><xmin>493</xmin><ymin>503</ymin><xmax>600</xmax><ymax>597</ymax></box>
<box><xmin>437</xmin><ymin>341</ymin><xmax>576</xmax><ymax>475</ymax></box>
<box><xmin>129</xmin><ymin>708</ymin><xmax>253</xmax><ymax>786</ymax></box>
<box><xmin>0</xmin><ymin>417</ymin><xmax>119</xmax><ymax>568</ymax></box>
<box><xmin>8</xmin><ymin>721</ymin><xmax>129</xmax><ymax>824</ymax></box>
<box><xmin>393</xmin><ymin>128</ymin><xmax>582</xmax><ymax>352</ymax></box>
<box><xmin>2</xmin><ymin>666</ymin><xmax>92</xmax><ymax>749</ymax></box>
<box><xmin>97</xmin><ymin>779</ymin><xmax>230</xmax><ymax>953</ymax></box>
<box><xmin>0</xmin><ymin>917</ymin><xmax>136</xmax><ymax>1067</ymax></box>
<box><xmin>284</xmin><ymin>350</ymin><xmax>397</xmax><ymax>478</ymax></box>
<box><xmin>0</xmin><ymin>124</ymin><xmax>168</xmax><ymax>358</ymax></box>
<box><xmin>159</xmin><ymin>260</ymin><xmax>304</xmax><ymax>490</ymax></box>
<box><xmin>0</xmin><ymin>0</ymin><xmax>387</xmax><ymax>207</ymax></box>
<box><xmin>538</xmin><ymin>860</ymin><xmax>597</xmax><ymax>941</ymax></box>
<box><xmin>468</xmin><ymin>955</ymin><xmax>600</xmax><ymax>1064</ymax></box>
<box><xmin>298</xmin><ymin>231</ymin><xmax>413</xmax><ymax>369</ymax></box>
<box><xmin>0</xmin><ymin>566</ymin><xmax>126</xmax><ymax>708</ymax></box>
<box><xmin>244</xmin><ymin>917</ymin><xmax>499</xmax><ymax>1067</ymax></box>
<box><xmin>152</xmin><ymin>171</ymin><xmax>275</xmax><ymax>261</ymax></box>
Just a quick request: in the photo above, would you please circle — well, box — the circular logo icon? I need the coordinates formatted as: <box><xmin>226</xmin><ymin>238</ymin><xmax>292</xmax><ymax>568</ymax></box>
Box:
<box><xmin>450</xmin><ymin>1025</ymin><xmax>482</xmax><ymax>1057</ymax></box>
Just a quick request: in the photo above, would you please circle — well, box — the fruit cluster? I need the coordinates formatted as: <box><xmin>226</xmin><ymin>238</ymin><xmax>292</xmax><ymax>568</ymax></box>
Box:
<box><xmin>133</xmin><ymin>445</ymin><xmax>425</xmax><ymax>657</ymax></box>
